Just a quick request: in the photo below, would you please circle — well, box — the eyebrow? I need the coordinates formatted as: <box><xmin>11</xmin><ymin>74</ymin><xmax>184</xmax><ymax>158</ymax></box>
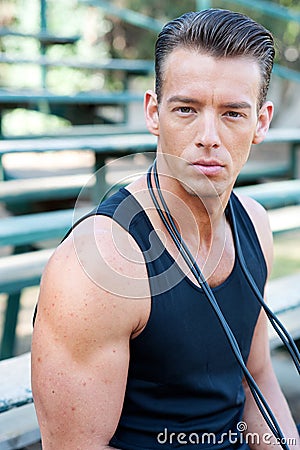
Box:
<box><xmin>167</xmin><ymin>96</ymin><xmax>200</xmax><ymax>105</ymax></box>
<box><xmin>221</xmin><ymin>102</ymin><xmax>252</xmax><ymax>110</ymax></box>
<box><xmin>167</xmin><ymin>96</ymin><xmax>252</xmax><ymax>110</ymax></box>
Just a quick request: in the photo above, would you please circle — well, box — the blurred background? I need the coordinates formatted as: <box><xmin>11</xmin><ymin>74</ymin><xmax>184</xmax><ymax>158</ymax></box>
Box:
<box><xmin>0</xmin><ymin>1</ymin><xmax>299</xmax><ymax>448</ymax></box>
<box><xmin>0</xmin><ymin>0</ymin><xmax>299</xmax><ymax>135</ymax></box>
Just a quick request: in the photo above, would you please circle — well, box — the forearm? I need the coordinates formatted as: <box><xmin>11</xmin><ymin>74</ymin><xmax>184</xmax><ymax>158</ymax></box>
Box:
<box><xmin>243</xmin><ymin>371</ymin><xmax>299</xmax><ymax>449</ymax></box>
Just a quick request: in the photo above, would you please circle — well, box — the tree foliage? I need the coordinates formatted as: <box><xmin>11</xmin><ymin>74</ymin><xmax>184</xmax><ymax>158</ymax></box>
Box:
<box><xmin>104</xmin><ymin>0</ymin><xmax>299</xmax><ymax>71</ymax></box>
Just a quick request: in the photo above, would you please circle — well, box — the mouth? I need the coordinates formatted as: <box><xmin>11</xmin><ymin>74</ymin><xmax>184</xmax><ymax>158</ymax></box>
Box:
<box><xmin>191</xmin><ymin>159</ymin><xmax>225</xmax><ymax>176</ymax></box>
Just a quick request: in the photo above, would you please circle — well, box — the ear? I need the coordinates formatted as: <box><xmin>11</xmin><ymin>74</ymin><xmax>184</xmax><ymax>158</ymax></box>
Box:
<box><xmin>144</xmin><ymin>90</ymin><xmax>160</xmax><ymax>136</ymax></box>
<box><xmin>252</xmin><ymin>101</ymin><xmax>274</xmax><ymax>145</ymax></box>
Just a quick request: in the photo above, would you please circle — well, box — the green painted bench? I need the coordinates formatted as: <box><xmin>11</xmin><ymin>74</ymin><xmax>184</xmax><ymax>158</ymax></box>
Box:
<box><xmin>0</xmin><ymin>174</ymin><xmax>92</xmax><ymax>208</ymax></box>
<box><xmin>1</xmin><ymin>178</ymin><xmax>299</xmax><ymax>247</ymax></box>
<box><xmin>0</xmin><ymin>133</ymin><xmax>157</xmax><ymax>207</ymax></box>
<box><xmin>0</xmin><ymin>28</ymin><xmax>80</xmax><ymax>46</ymax></box>
<box><xmin>267</xmin><ymin>272</ymin><xmax>300</xmax><ymax>349</ymax></box>
<box><xmin>0</xmin><ymin>88</ymin><xmax>145</xmax><ymax>126</ymax></box>
<box><xmin>0</xmin><ymin>127</ymin><xmax>299</xmax><ymax>213</ymax></box>
<box><xmin>0</xmin><ymin>249</ymin><xmax>55</xmax><ymax>360</ymax></box>
<box><xmin>235</xmin><ymin>179</ymin><xmax>300</xmax><ymax>209</ymax></box>
<box><xmin>0</xmin><ymin>352</ymin><xmax>40</xmax><ymax>449</ymax></box>
<box><xmin>0</xmin><ymin>54</ymin><xmax>154</xmax><ymax>75</ymax></box>
<box><xmin>0</xmin><ymin>205</ymin><xmax>90</xmax><ymax>360</ymax></box>
<box><xmin>239</xmin><ymin>127</ymin><xmax>300</xmax><ymax>181</ymax></box>
<box><xmin>1</xmin><ymin>123</ymin><xmax>149</xmax><ymax>139</ymax></box>
<box><xmin>0</xmin><ymin>206</ymin><xmax>91</xmax><ymax>249</ymax></box>
<box><xmin>0</xmin><ymin>88</ymin><xmax>144</xmax><ymax>106</ymax></box>
<box><xmin>0</xmin><ymin>88</ymin><xmax>146</xmax><ymax>134</ymax></box>
<box><xmin>0</xmin><ymin>132</ymin><xmax>157</xmax><ymax>175</ymax></box>
<box><xmin>0</xmin><ymin>16</ymin><xmax>154</xmax><ymax>132</ymax></box>
<box><xmin>1</xmin><ymin>127</ymin><xmax>299</xmax><ymax>187</ymax></box>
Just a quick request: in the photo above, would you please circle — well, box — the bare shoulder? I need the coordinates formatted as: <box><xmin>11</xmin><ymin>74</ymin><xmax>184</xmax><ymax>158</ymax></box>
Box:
<box><xmin>235</xmin><ymin>192</ymin><xmax>269</xmax><ymax>227</ymax></box>
<box><xmin>234</xmin><ymin>193</ymin><xmax>273</xmax><ymax>276</ymax></box>
<box><xmin>35</xmin><ymin>213</ymin><xmax>150</xmax><ymax>340</ymax></box>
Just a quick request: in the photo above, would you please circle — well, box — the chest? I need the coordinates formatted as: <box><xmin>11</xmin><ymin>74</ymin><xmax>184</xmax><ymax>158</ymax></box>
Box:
<box><xmin>131</xmin><ymin>265</ymin><xmax>262</xmax><ymax>386</ymax></box>
<box><xmin>154</xmin><ymin>220</ymin><xmax>236</xmax><ymax>289</ymax></box>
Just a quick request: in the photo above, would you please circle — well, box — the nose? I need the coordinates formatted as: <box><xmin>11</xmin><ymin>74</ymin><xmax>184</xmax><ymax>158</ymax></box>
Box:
<box><xmin>195</xmin><ymin>112</ymin><xmax>221</xmax><ymax>150</ymax></box>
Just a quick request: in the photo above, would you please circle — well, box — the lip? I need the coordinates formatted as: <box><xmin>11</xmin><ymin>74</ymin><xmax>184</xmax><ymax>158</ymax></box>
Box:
<box><xmin>191</xmin><ymin>159</ymin><xmax>225</xmax><ymax>176</ymax></box>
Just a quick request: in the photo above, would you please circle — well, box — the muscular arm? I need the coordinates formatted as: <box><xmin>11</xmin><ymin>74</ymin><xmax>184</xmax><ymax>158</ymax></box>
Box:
<box><xmin>238</xmin><ymin>195</ymin><xmax>299</xmax><ymax>449</ymax></box>
<box><xmin>32</xmin><ymin>216</ymin><xmax>150</xmax><ymax>449</ymax></box>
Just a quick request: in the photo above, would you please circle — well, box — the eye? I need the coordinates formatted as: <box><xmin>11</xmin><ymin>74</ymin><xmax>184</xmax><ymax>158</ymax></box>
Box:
<box><xmin>225</xmin><ymin>111</ymin><xmax>242</xmax><ymax>118</ymax></box>
<box><xmin>177</xmin><ymin>106</ymin><xmax>194</xmax><ymax>114</ymax></box>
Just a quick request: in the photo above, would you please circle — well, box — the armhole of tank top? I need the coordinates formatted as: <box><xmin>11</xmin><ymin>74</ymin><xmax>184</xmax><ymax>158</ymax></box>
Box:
<box><xmin>230</xmin><ymin>192</ymin><xmax>268</xmax><ymax>283</ymax></box>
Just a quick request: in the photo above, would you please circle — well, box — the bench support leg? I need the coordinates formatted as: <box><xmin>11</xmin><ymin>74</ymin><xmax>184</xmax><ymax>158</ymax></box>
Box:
<box><xmin>94</xmin><ymin>154</ymin><xmax>108</xmax><ymax>203</ymax></box>
<box><xmin>289</xmin><ymin>143</ymin><xmax>299</xmax><ymax>179</ymax></box>
<box><xmin>0</xmin><ymin>292</ymin><xmax>21</xmax><ymax>360</ymax></box>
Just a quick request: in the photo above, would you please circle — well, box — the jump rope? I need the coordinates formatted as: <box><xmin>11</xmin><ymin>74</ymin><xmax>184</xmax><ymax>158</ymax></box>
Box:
<box><xmin>147</xmin><ymin>159</ymin><xmax>300</xmax><ymax>450</ymax></box>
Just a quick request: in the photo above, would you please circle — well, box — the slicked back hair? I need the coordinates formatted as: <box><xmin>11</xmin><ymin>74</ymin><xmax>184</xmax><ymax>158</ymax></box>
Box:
<box><xmin>155</xmin><ymin>9</ymin><xmax>275</xmax><ymax>109</ymax></box>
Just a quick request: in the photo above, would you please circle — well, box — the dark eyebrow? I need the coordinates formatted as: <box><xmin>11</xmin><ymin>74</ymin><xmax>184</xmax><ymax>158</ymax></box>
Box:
<box><xmin>167</xmin><ymin>96</ymin><xmax>201</xmax><ymax>105</ymax></box>
<box><xmin>167</xmin><ymin>97</ymin><xmax>252</xmax><ymax>110</ymax></box>
<box><xmin>221</xmin><ymin>102</ymin><xmax>252</xmax><ymax>109</ymax></box>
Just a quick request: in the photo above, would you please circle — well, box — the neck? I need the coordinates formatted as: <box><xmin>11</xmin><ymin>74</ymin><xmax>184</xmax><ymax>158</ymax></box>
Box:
<box><xmin>152</xmin><ymin>159</ymin><xmax>231</xmax><ymax>249</ymax></box>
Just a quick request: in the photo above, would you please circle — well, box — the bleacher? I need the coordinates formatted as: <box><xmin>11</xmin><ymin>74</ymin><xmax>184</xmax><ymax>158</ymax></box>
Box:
<box><xmin>0</xmin><ymin>0</ymin><xmax>300</xmax><ymax>448</ymax></box>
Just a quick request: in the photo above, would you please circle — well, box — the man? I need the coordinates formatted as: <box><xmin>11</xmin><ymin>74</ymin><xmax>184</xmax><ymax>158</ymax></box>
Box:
<box><xmin>31</xmin><ymin>9</ymin><xmax>300</xmax><ymax>449</ymax></box>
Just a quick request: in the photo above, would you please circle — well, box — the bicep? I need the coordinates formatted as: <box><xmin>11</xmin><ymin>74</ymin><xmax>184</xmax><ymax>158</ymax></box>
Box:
<box><xmin>31</xmin><ymin>241</ymin><xmax>132</xmax><ymax>449</ymax></box>
<box><xmin>32</xmin><ymin>328</ymin><xmax>129</xmax><ymax>449</ymax></box>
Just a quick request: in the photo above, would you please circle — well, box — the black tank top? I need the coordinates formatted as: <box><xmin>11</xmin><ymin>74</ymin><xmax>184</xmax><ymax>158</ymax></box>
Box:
<box><xmin>81</xmin><ymin>188</ymin><xmax>267</xmax><ymax>449</ymax></box>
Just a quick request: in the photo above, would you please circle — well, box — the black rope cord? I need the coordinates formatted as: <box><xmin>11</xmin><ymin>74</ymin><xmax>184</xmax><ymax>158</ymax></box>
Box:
<box><xmin>146</xmin><ymin>159</ymin><xmax>298</xmax><ymax>450</ymax></box>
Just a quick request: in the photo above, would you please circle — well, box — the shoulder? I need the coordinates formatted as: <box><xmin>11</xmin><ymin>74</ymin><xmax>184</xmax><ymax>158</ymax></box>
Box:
<box><xmin>35</xmin><ymin>213</ymin><xmax>150</xmax><ymax>344</ymax></box>
<box><xmin>234</xmin><ymin>193</ymin><xmax>273</xmax><ymax>277</ymax></box>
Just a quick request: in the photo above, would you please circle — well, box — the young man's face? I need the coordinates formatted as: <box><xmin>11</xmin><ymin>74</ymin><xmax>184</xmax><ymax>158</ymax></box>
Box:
<box><xmin>145</xmin><ymin>48</ymin><xmax>273</xmax><ymax>200</ymax></box>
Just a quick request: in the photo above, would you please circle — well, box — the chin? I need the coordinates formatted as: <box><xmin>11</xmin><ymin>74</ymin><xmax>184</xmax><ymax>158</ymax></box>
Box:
<box><xmin>180</xmin><ymin>180</ymin><xmax>224</xmax><ymax>200</ymax></box>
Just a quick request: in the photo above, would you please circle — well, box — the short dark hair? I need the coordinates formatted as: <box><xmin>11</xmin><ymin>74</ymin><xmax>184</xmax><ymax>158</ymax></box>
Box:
<box><xmin>155</xmin><ymin>9</ymin><xmax>275</xmax><ymax>108</ymax></box>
